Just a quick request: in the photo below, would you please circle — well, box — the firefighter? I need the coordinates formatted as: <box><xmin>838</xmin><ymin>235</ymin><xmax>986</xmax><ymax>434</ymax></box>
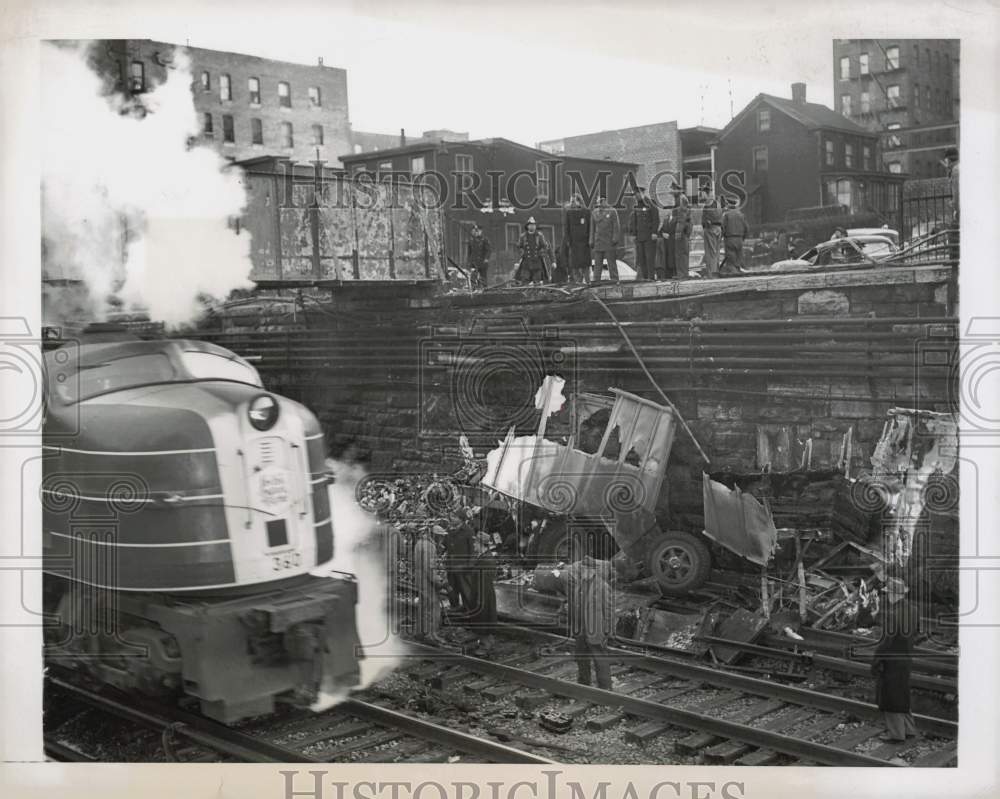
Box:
<box><xmin>628</xmin><ymin>185</ymin><xmax>660</xmax><ymax>281</ymax></box>
<box><xmin>515</xmin><ymin>217</ymin><xmax>551</xmax><ymax>285</ymax></box>
<box><xmin>466</xmin><ymin>223</ymin><xmax>492</xmax><ymax>289</ymax></box>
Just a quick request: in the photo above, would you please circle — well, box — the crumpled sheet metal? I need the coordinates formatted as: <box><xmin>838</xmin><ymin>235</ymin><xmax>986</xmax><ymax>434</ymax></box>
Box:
<box><xmin>701</xmin><ymin>474</ymin><xmax>778</xmax><ymax>566</ymax></box>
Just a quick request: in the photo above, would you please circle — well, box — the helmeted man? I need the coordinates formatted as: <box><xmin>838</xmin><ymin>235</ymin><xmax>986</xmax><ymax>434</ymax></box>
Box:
<box><xmin>628</xmin><ymin>185</ymin><xmax>660</xmax><ymax>280</ymax></box>
<box><xmin>466</xmin><ymin>223</ymin><xmax>492</xmax><ymax>289</ymax></box>
<box><xmin>563</xmin><ymin>193</ymin><xmax>592</xmax><ymax>284</ymax></box>
<box><xmin>870</xmin><ymin>577</ymin><xmax>920</xmax><ymax>742</ymax></box>
<box><xmin>720</xmin><ymin>198</ymin><xmax>749</xmax><ymax>275</ymax></box>
<box><xmin>590</xmin><ymin>196</ymin><xmax>621</xmax><ymax>283</ymax></box>
<box><xmin>700</xmin><ymin>195</ymin><xmax>723</xmax><ymax>278</ymax></box>
<box><xmin>515</xmin><ymin>217</ymin><xmax>551</xmax><ymax>285</ymax></box>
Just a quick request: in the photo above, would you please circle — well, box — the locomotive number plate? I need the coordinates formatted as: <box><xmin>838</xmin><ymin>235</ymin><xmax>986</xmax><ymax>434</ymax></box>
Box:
<box><xmin>258</xmin><ymin>467</ymin><xmax>289</xmax><ymax>508</ymax></box>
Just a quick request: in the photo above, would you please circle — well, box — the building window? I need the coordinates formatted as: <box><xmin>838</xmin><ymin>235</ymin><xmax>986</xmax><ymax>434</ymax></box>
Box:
<box><xmin>826</xmin><ymin>178</ymin><xmax>852</xmax><ymax>210</ymax></box>
<box><xmin>945</xmin><ymin>91</ymin><xmax>952</xmax><ymax>115</ymax></box>
<box><xmin>925</xmin><ymin>48</ymin><xmax>931</xmax><ymax>68</ymax></box>
<box><xmin>536</xmin><ymin>161</ymin><xmax>551</xmax><ymax>202</ymax></box>
<box><xmin>862</xmin><ymin>145</ymin><xmax>872</xmax><ymax>170</ymax></box>
<box><xmin>505</xmin><ymin>223</ymin><xmax>521</xmax><ymax>252</ymax></box>
<box><xmin>841</xmin><ymin>94</ymin><xmax>852</xmax><ymax>116</ymax></box>
<box><xmin>913</xmin><ymin>85</ymin><xmax>920</xmax><ymax>109</ymax></box>
<box><xmin>887</xmin><ymin>123</ymin><xmax>902</xmax><ymax>148</ymax></box>
<box><xmin>859</xmin><ymin>53</ymin><xmax>869</xmax><ymax>75</ymax></box>
<box><xmin>913</xmin><ymin>44</ymin><xmax>920</xmax><ymax>65</ymax></box>
<box><xmin>757</xmin><ymin>108</ymin><xmax>770</xmax><ymax>132</ymax></box>
<box><xmin>845</xmin><ymin>143</ymin><xmax>854</xmax><ymax>168</ymax></box>
<box><xmin>278</xmin><ymin>82</ymin><xmax>291</xmax><ymax>108</ymax></box>
<box><xmin>200</xmin><ymin>70</ymin><xmax>210</xmax><ymax>91</ymax></box>
<box><xmin>308</xmin><ymin>86</ymin><xmax>321</xmax><ymax>107</ymax></box>
<box><xmin>219</xmin><ymin>74</ymin><xmax>232</xmax><ymax>102</ymax></box>
<box><xmin>251</xmin><ymin>118</ymin><xmax>263</xmax><ymax>145</ymax></box>
<box><xmin>933</xmin><ymin>87</ymin><xmax>941</xmax><ymax>114</ymax></box>
<box><xmin>888</xmin><ymin>161</ymin><xmax>902</xmax><ymax>174</ymax></box>
<box><xmin>411</xmin><ymin>155</ymin><xmax>426</xmax><ymax>174</ymax></box>
<box><xmin>839</xmin><ymin>56</ymin><xmax>850</xmax><ymax>80</ymax></box>
<box><xmin>924</xmin><ymin>85</ymin><xmax>931</xmax><ymax>110</ymax></box>
<box><xmin>222</xmin><ymin>114</ymin><xmax>234</xmax><ymax>144</ymax></box>
<box><xmin>202</xmin><ymin>112</ymin><xmax>214</xmax><ymax>137</ymax></box>
<box><xmin>934</xmin><ymin>50</ymin><xmax>940</xmax><ymax>74</ymax></box>
<box><xmin>886</xmin><ymin>46</ymin><xmax>899</xmax><ymax>70</ymax></box>
<box><xmin>860</xmin><ymin>91</ymin><xmax>870</xmax><ymax>113</ymax></box>
<box><xmin>311</xmin><ymin>124</ymin><xmax>324</xmax><ymax>146</ymax></box>
<box><xmin>887</xmin><ymin>84</ymin><xmax>900</xmax><ymax>107</ymax></box>
<box><xmin>752</xmin><ymin>145</ymin><xmax>768</xmax><ymax>173</ymax></box>
<box><xmin>825</xmin><ymin>139</ymin><xmax>835</xmax><ymax>166</ymax></box>
<box><xmin>378</xmin><ymin>160</ymin><xmax>392</xmax><ymax>175</ymax></box>
<box><xmin>248</xmin><ymin>77</ymin><xmax>260</xmax><ymax>105</ymax></box>
<box><xmin>353</xmin><ymin>143</ymin><xmax>363</xmax><ymax>154</ymax></box>
<box><xmin>456</xmin><ymin>154</ymin><xmax>474</xmax><ymax>173</ymax></box>
<box><xmin>281</xmin><ymin>122</ymin><xmax>293</xmax><ymax>149</ymax></box>
<box><xmin>130</xmin><ymin>61</ymin><xmax>145</xmax><ymax>92</ymax></box>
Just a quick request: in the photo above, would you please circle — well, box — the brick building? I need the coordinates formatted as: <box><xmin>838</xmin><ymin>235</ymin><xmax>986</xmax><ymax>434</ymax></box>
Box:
<box><xmin>713</xmin><ymin>83</ymin><xmax>903</xmax><ymax>227</ymax></box>
<box><xmin>832</xmin><ymin>39</ymin><xmax>959</xmax><ymax>176</ymax></box>
<box><xmin>341</xmin><ymin>137</ymin><xmax>637</xmax><ymax>283</ymax></box>
<box><xmin>348</xmin><ymin>128</ymin><xmax>468</xmax><ymax>155</ymax></box>
<box><xmin>92</xmin><ymin>40</ymin><xmax>352</xmax><ymax>165</ymax></box>
<box><xmin>537</xmin><ymin>122</ymin><xmax>718</xmax><ymax>207</ymax></box>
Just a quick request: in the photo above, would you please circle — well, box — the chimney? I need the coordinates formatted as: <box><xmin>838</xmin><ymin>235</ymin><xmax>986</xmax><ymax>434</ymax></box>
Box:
<box><xmin>400</xmin><ymin>128</ymin><xmax>407</xmax><ymax>147</ymax></box>
<box><xmin>791</xmin><ymin>82</ymin><xmax>807</xmax><ymax>104</ymax></box>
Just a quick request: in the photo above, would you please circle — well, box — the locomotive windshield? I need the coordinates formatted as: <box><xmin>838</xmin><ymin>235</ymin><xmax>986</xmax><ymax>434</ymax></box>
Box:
<box><xmin>180</xmin><ymin>351</ymin><xmax>262</xmax><ymax>387</ymax></box>
<box><xmin>61</xmin><ymin>353</ymin><xmax>175</xmax><ymax>403</ymax></box>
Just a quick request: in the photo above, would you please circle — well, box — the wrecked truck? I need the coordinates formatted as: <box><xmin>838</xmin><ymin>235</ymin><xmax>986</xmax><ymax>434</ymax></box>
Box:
<box><xmin>480</xmin><ymin>379</ymin><xmax>778</xmax><ymax>594</ymax></box>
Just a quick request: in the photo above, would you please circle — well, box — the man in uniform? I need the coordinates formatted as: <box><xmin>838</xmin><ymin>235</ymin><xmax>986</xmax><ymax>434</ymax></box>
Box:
<box><xmin>466</xmin><ymin>223</ymin><xmax>492</xmax><ymax>289</ymax></box>
<box><xmin>628</xmin><ymin>185</ymin><xmax>660</xmax><ymax>280</ymax></box>
<box><xmin>670</xmin><ymin>193</ymin><xmax>693</xmax><ymax>279</ymax></box>
<box><xmin>412</xmin><ymin>526</ymin><xmax>446</xmax><ymax>644</ymax></box>
<box><xmin>560</xmin><ymin>556</ymin><xmax>615</xmax><ymax>690</ymax></box>
<box><xmin>720</xmin><ymin>197</ymin><xmax>749</xmax><ymax>275</ymax></box>
<box><xmin>590</xmin><ymin>195</ymin><xmax>621</xmax><ymax>283</ymax></box>
<box><xmin>445</xmin><ymin>511</ymin><xmax>477</xmax><ymax>619</ymax></box>
<box><xmin>515</xmin><ymin>217</ymin><xmax>551</xmax><ymax>285</ymax></box>
<box><xmin>870</xmin><ymin>577</ymin><xmax>920</xmax><ymax>741</ymax></box>
<box><xmin>700</xmin><ymin>195</ymin><xmax>723</xmax><ymax>278</ymax></box>
<box><xmin>563</xmin><ymin>193</ymin><xmax>592</xmax><ymax>284</ymax></box>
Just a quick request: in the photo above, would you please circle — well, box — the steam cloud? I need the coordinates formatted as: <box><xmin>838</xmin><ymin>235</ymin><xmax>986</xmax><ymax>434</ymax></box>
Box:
<box><xmin>41</xmin><ymin>41</ymin><xmax>252</xmax><ymax>327</ymax></box>
<box><xmin>311</xmin><ymin>459</ymin><xmax>404</xmax><ymax>710</ymax></box>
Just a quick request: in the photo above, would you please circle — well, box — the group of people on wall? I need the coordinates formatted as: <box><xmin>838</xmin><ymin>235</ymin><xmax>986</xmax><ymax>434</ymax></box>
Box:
<box><xmin>463</xmin><ymin>189</ymin><xmax>749</xmax><ymax>289</ymax></box>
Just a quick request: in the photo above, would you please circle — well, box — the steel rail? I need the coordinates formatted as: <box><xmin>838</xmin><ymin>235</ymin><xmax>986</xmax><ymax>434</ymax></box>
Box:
<box><xmin>44</xmin><ymin>740</ymin><xmax>95</xmax><ymax>762</ymax></box>
<box><xmin>402</xmin><ymin>641</ymin><xmax>898</xmax><ymax>767</ymax></box>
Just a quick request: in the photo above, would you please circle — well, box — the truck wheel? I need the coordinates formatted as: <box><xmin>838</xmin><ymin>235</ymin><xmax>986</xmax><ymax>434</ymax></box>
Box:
<box><xmin>533</xmin><ymin>520</ymin><xmax>586</xmax><ymax>563</ymax></box>
<box><xmin>646</xmin><ymin>531</ymin><xmax>711</xmax><ymax>594</ymax></box>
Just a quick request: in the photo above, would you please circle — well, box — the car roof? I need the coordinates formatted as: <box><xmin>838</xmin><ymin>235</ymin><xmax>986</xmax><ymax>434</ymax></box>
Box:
<box><xmin>817</xmin><ymin>235</ymin><xmax>896</xmax><ymax>250</ymax></box>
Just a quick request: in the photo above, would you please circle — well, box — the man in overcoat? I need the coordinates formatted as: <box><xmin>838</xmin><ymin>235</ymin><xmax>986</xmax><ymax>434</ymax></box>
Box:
<box><xmin>563</xmin><ymin>556</ymin><xmax>615</xmax><ymax>690</ymax></box>
<box><xmin>589</xmin><ymin>196</ymin><xmax>621</xmax><ymax>283</ymax></box>
<box><xmin>563</xmin><ymin>193</ymin><xmax>592</xmax><ymax>284</ymax></box>
<box><xmin>628</xmin><ymin>186</ymin><xmax>660</xmax><ymax>280</ymax></box>
<box><xmin>870</xmin><ymin>577</ymin><xmax>920</xmax><ymax>741</ymax></box>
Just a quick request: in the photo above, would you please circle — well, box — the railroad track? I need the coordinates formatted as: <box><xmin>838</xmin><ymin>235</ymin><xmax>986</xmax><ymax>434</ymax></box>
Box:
<box><xmin>45</xmin><ymin>674</ymin><xmax>554</xmax><ymax>764</ymax></box>
<box><xmin>393</xmin><ymin>627</ymin><xmax>957</xmax><ymax>767</ymax></box>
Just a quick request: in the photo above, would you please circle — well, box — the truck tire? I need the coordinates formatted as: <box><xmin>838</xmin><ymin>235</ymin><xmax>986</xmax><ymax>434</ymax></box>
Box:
<box><xmin>532</xmin><ymin>519</ymin><xmax>587</xmax><ymax>563</ymax></box>
<box><xmin>646</xmin><ymin>531</ymin><xmax>711</xmax><ymax>594</ymax></box>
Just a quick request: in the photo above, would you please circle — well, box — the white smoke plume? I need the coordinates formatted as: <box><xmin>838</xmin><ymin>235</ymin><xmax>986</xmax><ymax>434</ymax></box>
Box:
<box><xmin>41</xmin><ymin>41</ymin><xmax>252</xmax><ymax>327</ymax></box>
<box><xmin>311</xmin><ymin>459</ymin><xmax>404</xmax><ymax>710</ymax></box>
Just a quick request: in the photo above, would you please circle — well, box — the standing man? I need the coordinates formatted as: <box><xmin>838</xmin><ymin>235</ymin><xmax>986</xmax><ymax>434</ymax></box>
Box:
<box><xmin>445</xmin><ymin>512</ymin><xmax>477</xmax><ymax>619</ymax></box>
<box><xmin>942</xmin><ymin>146</ymin><xmax>959</xmax><ymax>262</ymax></box>
<box><xmin>466</xmin><ymin>223</ymin><xmax>492</xmax><ymax>289</ymax></box>
<box><xmin>657</xmin><ymin>207</ymin><xmax>676</xmax><ymax>279</ymax></box>
<box><xmin>590</xmin><ymin>195</ymin><xmax>621</xmax><ymax>283</ymax></box>
<box><xmin>563</xmin><ymin>193</ymin><xmax>592</xmax><ymax>284</ymax></box>
<box><xmin>870</xmin><ymin>577</ymin><xmax>920</xmax><ymax>741</ymax></box>
<box><xmin>515</xmin><ymin>217</ymin><xmax>551</xmax><ymax>285</ymax></box>
<box><xmin>412</xmin><ymin>526</ymin><xmax>446</xmax><ymax>644</ymax></box>
<box><xmin>671</xmin><ymin>193</ymin><xmax>693</xmax><ymax>279</ymax></box>
<box><xmin>564</xmin><ymin>556</ymin><xmax>615</xmax><ymax>690</ymax></box>
<box><xmin>628</xmin><ymin>185</ymin><xmax>660</xmax><ymax>281</ymax></box>
<box><xmin>700</xmin><ymin>195</ymin><xmax>723</xmax><ymax>278</ymax></box>
<box><xmin>720</xmin><ymin>197</ymin><xmax>749</xmax><ymax>276</ymax></box>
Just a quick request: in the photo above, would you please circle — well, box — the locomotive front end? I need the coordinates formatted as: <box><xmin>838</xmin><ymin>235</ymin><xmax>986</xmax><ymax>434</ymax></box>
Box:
<box><xmin>43</xmin><ymin>338</ymin><xmax>362</xmax><ymax>722</ymax></box>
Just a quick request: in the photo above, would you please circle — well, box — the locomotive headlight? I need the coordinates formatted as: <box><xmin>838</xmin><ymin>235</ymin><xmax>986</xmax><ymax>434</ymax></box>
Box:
<box><xmin>248</xmin><ymin>394</ymin><xmax>280</xmax><ymax>431</ymax></box>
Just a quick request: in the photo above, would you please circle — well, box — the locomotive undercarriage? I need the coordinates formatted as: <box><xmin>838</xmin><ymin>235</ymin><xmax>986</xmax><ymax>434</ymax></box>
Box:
<box><xmin>44</xmin><ymin>573</ymin><xmax>362</xmax><ymax>723</ymax></box>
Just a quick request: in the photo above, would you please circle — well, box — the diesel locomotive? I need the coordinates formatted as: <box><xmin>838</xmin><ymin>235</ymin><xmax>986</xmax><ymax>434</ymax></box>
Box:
<box><xmin>42</xmin><ymin>334</ymin><xmax>361</xmax><ymax>722</ymax></box>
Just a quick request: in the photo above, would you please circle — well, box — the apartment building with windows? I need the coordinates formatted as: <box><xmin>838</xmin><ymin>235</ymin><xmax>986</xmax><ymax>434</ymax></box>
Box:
<box><xmin>832</xmin><ymin>39</ymin><xmax>959</xmax><ymax>176</ymax></box>
<box><xmin>92</xmin><ymin>40</ymin><xmax>352</xmax><ymax>165</ymax></box>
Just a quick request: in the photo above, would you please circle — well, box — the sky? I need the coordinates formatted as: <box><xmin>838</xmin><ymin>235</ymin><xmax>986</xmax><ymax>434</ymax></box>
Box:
<box><xmin>98</xmin><ymin>0</ymin><xmax>851</xmax><ymax>146</ymax></box>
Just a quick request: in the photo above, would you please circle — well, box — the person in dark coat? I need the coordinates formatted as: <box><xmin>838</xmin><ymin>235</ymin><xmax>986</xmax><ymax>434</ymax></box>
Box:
<box><xmin>465</xmin><ymin>223</ymin><xmax>492</xmax><ymax>289</ymax></box>
<box><xmin>563</xmin><ymin>557</ymin><xmax>615</xmax><ymax>690</ymax></box>
<box><xmin>563</xmin><ymin>193</ymin><xmax>592</xmax><ymax>284</ymax></box>
<box><xmin>514</xmin><ymin>217</ymin><xmax>551</xmax><ymax>285</ymax></box>
<box><xmin>627</xmin><ymin>185</ymin><xmax>660</xmax><ymax>280</ymax></box>
<box><xmin>720</xmin><ymin>198</ymin><xmax>749</xmax><ymax>275</ymax></box>
<box><xmin>445</xmin><ymin>514</ymin><xmax>477</xmax><ymax>618</ymax></box>
<box><xmin>870</xmin><ymin>577</ymin><xmax>920</xmax><ymax>741</ymax></box>
<box><xmin>657</xmin><ymin>208</ymin><xmax>676</xmax><ymax>279</ymax></box>
<box><xmin>468</xmin><ymin>533</ymin><xmax>498</xmax><ymax>650</ymax></box>
<box><xmin>700</xmin><ymin>196</ymin><xmax>723</xmax><ymax>277</ymax></box>
<box><xmin>412</xmin><ymin>526</ymin><xmax>447</xmax><ymax>643</ymax></box>
<box><xmin>589</xmin><ymin>196</ymin><xmax>621</xmax><ymax>283</ymax></box>
<box><xmin>670</xmin><ymin>194</ymin><xmax>693</xmax><ymax>279</ymax></box>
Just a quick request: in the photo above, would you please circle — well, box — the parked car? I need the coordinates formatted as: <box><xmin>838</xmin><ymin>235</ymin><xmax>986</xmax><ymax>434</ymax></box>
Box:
<box><xmin>765</xmin><ymin>234</ymin><xmax>899</xmax><ymax>273</ymax></box>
